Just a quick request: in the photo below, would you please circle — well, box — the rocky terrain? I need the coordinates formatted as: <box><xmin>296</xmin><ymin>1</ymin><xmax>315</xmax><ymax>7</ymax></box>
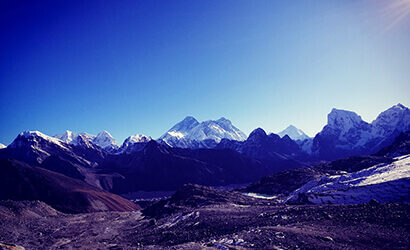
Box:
<box><xmin>0</xmin><ymin>185</ymin><xmax>408</xmax><ymax>249</ymax></box>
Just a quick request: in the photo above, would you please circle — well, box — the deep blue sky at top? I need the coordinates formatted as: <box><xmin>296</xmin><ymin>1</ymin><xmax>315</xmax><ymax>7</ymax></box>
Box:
<box><xmin>0</xmin><ymin>0</ymin><xmax>409</xmax><ymax>144</ymax></box>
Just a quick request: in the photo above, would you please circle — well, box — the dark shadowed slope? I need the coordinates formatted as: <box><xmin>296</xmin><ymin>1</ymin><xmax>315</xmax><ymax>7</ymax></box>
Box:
<box><xmin>376</xmin><ymin>131</ymin><xmax>410</xmax><ymax>157</ymax></box>
<box><xmin>101</xmin><ymin>140</ymin><xmax>281</xmax><ymax>193</ymax></box>
<box><xmin>143</xmin><ymin>184</ymin><xmax>267</xmax><ymax>217</ymax></box>
<box><xmin>0</xmin><ymin>159</ymin><xmax>139</xmax><ymax>213</ymax></box>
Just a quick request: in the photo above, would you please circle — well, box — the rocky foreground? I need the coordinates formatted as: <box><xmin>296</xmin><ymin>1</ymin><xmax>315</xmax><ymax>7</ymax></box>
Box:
<box><xmin>0</xmin><ymin>185</ymin><xmax>409</xmax><ymax>249</ymax></box>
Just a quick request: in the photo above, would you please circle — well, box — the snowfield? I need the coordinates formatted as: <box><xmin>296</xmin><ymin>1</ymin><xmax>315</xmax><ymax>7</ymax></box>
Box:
<box><xmin>286</xmin><ymin>154</ymin><xmax>410</xmax><ymax>204</ymax></box>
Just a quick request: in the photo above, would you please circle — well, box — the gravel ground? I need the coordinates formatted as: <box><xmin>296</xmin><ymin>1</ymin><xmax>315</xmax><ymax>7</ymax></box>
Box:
<box><xmin>0</xmin><ymin>199</ymin><xmax>409</xmax><ymax>249</ymax></box>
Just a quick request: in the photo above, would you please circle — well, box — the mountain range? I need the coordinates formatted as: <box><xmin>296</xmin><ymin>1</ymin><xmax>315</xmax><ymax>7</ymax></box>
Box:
<box><xmin>2</xmin><ymin>104</ymin><xmax>406</xmax><ymax>158</ymax></box>
<box><xmin>0</xmin><ymin>104</ymin><xmax>408</xmax><ymax>199</ymax></box>
<box><xmin>310</xmin><ymin>104</ymin><xmax>410</xmax><ymax>160</ymax></box>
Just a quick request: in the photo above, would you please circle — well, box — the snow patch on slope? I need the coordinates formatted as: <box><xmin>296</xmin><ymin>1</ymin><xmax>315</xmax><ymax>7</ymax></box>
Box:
<box><xmin>286</xmin><ymin>155</ymin><xmax>410</xmax><ymax>204</ymax></box>
<box><xmin>167</xmin><ymin>131</ymin><xmax>185</xmax><ymax>139</ymax></box>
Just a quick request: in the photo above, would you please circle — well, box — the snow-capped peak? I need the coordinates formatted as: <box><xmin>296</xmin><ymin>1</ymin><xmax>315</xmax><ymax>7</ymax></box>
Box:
<box><xmin>55</xmin><ymin>130</ymin><xmax>76</xmax><ymax>144</ymax></box>
<box><xmin>278</xmin><ymin>125</ymin><xmax>310</xmax><ymax>141</ymax></box>
<box><xmin>327</xmin><ymin>108</ymin><xmax>367</xmax><ymax>134</ymax></box>
<box><xmin>92</xmin><ymin>131</ymin><xmax>119</xmax><ymax>150</ymax></box>
<box><xmin>371</xmin><ymin>103</ymin><xmax>410</xmax><ymax>137</ymax></box>
<box><xmin>0</xmin><ymin>143</ymin><xmax>6</xmax><ymax>149</ymax></box>
<box><xmin>123</xmin><ymin>134</ymin><xmax>151</xmax><ymax>145</ymax></box>
<box><xmin>159</xmin><ymin>116</ymin><xmax>200</xmax><ymax>142</ymax></box>
<box><xmin>394</xmin><ymin>103</ymin><xmax>407</xmax><ymax>110</ymax></box>
<box><xmin>54</xmin><ymin>131</ymin><xmax>95</xmax><ymax>146</ymax></box>
<box><xmin>118</xmin><ymin>134</ymin><xmax>151</xmax><ymax>153</ymax></box>
<box><xmin>11</xmin><ymin>130</ymin><xmax>69</xmax><ymax>150</ymax></box>
<box><xmin>160</xmin><ymin>116</ymin><xmax>246</xmax><ymax>148</ymax></box>
<box><xmin>328</xmin><ymin>108</ymin><xmax>363</xmax><ymax>126</ymax></box>
<box><xmin>186</xmin><ymin>118</ymin><xmax>246</xmax><ymax>143</ymax></box>
<box><xmin>216</xmin><ymin>117</ymin><xmax>232</xmax><ymax>126</ymax></box>
<box><xmin>168</xmin><ymin>116</ymin><xmax>200</xmax><ymax>134</ymax></box>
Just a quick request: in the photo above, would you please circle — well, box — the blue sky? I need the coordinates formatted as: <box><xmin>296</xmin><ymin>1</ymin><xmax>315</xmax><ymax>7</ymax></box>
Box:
<box><xmin>1</xmin><ymin>0</ymin><xmax>409</xmax><ymax>145</ymax></box>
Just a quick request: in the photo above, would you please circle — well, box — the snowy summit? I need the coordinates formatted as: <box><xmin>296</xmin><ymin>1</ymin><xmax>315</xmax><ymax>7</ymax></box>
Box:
<box><xmin>55</xmin><ymin>130</ymin><xmax>119</xmax><ymax>152</ymax></box>
<box><xmin>278</xmin><ymin>125</ymin><xmax>310</xmax><ymax>141</ymax></box>
<box><xmin>92</xmin><ymin>131</ymin><xmax>119</xmax><ymax>151</ymax></box>
<box><xmin>160</xmin><ymin>116</ymin><xmax>247</xmax><ymax>148</ymax></box>
<box><xmin>118</xmin><ymin>134</ymin><xmax>152</xmax><ymax>153</ymax></box>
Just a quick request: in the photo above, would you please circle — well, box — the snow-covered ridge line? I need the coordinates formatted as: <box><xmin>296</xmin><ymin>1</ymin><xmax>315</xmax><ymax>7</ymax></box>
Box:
<box><xmin>160</xmin><ymin>116</ymin><xmax>247</xmax><ymax>148</ymax></box>
<box><xmin>117</xmin><ymin>134</ymin><xmax>152</xmax><ymax>154</ymax></box>
<box><xmin>54</xmin><ymin>130</ymin><xmax>121</xmax><ymax>152</ymax></box>
<box><xmin>17</xmin><ymin>131</ymin><xmax>69</xmax><ymax>150</ymax></box>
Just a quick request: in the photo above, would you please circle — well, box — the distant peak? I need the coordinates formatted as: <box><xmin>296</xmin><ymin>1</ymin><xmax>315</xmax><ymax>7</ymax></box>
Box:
<box><xmin>124</xmin><ymin>134</ymin><xmax>151</xmax><ymax>143</ymax></box>
<box><xmin>371</xmin><ymin>103</ymin><xmax>409</xmax><ymax>131</ymax></box>
<box><xmin>162</xmin><ymin>116</ymin><xmax>200</xmax><ymax>137</ymax></box>
<box><xmin>330</xmin><ymin>108</ymin><xmax>348</xmax><ymax>114</ymax></box>
<box><xmin>281</xmin><ymin>125</ymin><xmax>300</xmax><ymax>132</ymax></box>
<box><xmin>93</xmin><ymin>130</ymin><xmax>119</xmax><ymax>149</ymax></box>
<box><xmin>216</xmin><ymin>117</ymin><xmax>232</xmax><ymax>126</ymax></box>
<box><xmin>248</xmin><ymin>128</ymin><xmax>267</xmax><ymax>138</ymax></box>
<box><xmin>391</xmin><ymin>103</ymin><xmax>408</xmax><ymax>110</ymax></box>
<box><xmin>12</xmin><ymin>130</ymin><xmax>69</xmax><ymax>149</ymax></box>
<box><xmin>96</xmin><ymin>130</ymin><xmax>113</xmax><ymax>138</ymax></box>
<box><xmin>328</xmin><ymin>108</ymin><xmax>363</xmax><ymax>125</ymax></box>
<box><xmin>217</xmin><ymin>117</ymin><xmax>230</xmax><ymax>122</ymax></box>
<box><xmin>278</xmin><ymin>125</ymin><xmax>310</xmax><ymax>140</ymax></box>
<box><xmin>20</xmin><ymin>130</ymin><xmax>46</xmax><ymax>138</ymax></box>
<box><xmin>178</xmin><ymin>116</ymin><xmax>200</xmax><ymax>127</ymax></box>
<box><xmin>182</xmin><ymin>116</ymin><xmax>198</xmax><ymax>123</ymax></box>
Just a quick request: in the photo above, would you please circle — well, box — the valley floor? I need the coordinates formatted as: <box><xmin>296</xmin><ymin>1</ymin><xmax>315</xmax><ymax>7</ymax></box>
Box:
<box><xmin>0</xmin><ymin>200</ymin><xmax>408</xmax><ymax>249</ymax></box>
